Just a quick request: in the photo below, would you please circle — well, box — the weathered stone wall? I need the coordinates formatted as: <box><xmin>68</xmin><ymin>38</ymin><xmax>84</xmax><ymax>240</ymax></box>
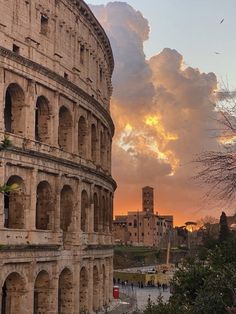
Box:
<box><xmin>0</xmin><ymin>0</ymin><xmax>115</xmax><ymax>313</ymax></box>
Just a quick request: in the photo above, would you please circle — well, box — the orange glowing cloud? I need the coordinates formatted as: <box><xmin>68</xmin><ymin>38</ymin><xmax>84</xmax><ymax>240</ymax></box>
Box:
<box><xmin>90</xmin><ymin>3</ymin><xmax>227</xmax><ymax>225</ymax></box>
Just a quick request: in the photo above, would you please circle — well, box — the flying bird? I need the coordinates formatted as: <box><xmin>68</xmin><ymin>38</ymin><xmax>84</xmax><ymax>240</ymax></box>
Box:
<box><xmin>214</xmin><ymin>52</ymin><xmax>221</xmax><ymax>55</ymax></box>
<box><xmin>220</xmin><ymin>18</ymin><xmax>224</xmax><ymax>24</ymax></box>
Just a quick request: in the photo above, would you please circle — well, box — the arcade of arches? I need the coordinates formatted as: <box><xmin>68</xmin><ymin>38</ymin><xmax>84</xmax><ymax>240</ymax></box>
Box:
<box><xmin>3</xmin><ymin>82</ymin><xmax>112</xmax><ymax>172</ymax></box>
<box><xmin>0</xmin><ymin>259</ymin><xmax>113</xmax><ymax>314</ymax></box>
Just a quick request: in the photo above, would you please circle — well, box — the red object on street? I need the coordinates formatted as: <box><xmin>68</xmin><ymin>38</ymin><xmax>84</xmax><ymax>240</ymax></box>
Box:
<box><xmin>113</xmin><ymin>286</ymin><xmax>119</xmax><ymax>299</ymax></box>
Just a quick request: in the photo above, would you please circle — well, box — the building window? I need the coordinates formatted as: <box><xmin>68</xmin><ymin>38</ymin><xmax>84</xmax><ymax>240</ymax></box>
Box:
<box><xmin>135</xmin><ymin>233</ymin><xmax>137</xmax><ymax>236</ymax></box>
<box><xmin>12</xmin><ymin>44</ymin><xmax>20</xmax><ymax>54</ymax></box>
<box><xmin>129</xmin><ymin>222</ymin><xmax>132</xmax><ymax>226</ymax></box>
<box><xmin>140</xmin><ymin>222</ymin><xmax>142</xmax><ymax>226</ymax></box>
<box><xmin>100</xmin><ymin>68</ymin><xmax>103</xmax><ymax>82</ymax></box>
<box><xmin>129</xmin><ymin>232</ymin><xmax>132</xmax><ymax>236</ymax></box>
<box><xmin>134</xmin><ymin>219</ymin><xmax>137</xmax><ymax>228</ymax></box>
<box><xmin>80</xmin><ymin>45</ymin><xmax>85</xmax><ymax>64</ymax></box>
<box><xmin>142</xmin><ymin>233</ymin><xmax>144</xmax><ymax>236</ymax></box>
<box><xmin>157</xmin><ymin>222</ymin><xmax>160</xmax><ymax>226</ymax></box>
<box><xmin>64</xmin><ymin>72</ymin><xmax>68</xmax><ymax>80</ymax></box>
<box><xmin>41</xmin><ymin>14</ymin><xmax>49</xmax><ymax>35</ymax></box>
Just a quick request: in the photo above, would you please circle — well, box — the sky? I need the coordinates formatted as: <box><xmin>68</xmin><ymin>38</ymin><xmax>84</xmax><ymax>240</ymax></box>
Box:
<box><xmin>88</xmin><ymin>0</ymin><xmax>236</xmax><ymax>225</ymax></box>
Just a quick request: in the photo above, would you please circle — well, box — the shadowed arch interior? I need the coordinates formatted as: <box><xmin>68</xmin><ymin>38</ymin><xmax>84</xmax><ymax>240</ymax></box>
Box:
<box><xmin>35</xmin><ymin>96</ymin><xmax>51</xmax><ymax>143</ymax></box>
<box><xmin>78</xmin><ymin>116</ymin><xmax>87</xmax><ymax>158</ymax></box>
<box><xmin>4</xmin><ymin>175</ymin><xmax>25</xmax><ymax>229</ymax></box>
<box><xmin>34</xmin><ymin>270</ymin><xmax>50</xmax><ymax>314</ymax></box>
<box><xmin>4</xmin><ymin>83</ymin><xmax>25</xmax><ymax>135</ymax></box>
<box><xmin>58</xmin><ymin>268</ymin><xmax>73</xmax><ymax>314</ymax></box>
<box><xmin>58</xmin><ymin>106</ymin><xmax>72</xmax><ymax>152</ymax></box>
<box><xmin>36</xmin><ymin>181</ymin><xmax>53</xmax><ymax>230</ymax></box>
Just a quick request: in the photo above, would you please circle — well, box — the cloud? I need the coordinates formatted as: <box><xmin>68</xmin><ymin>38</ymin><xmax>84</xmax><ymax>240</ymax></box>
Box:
<box><xmin>90</xmin><ymin>2</ymin><xmax>224</xmax><ymax>224</ymax></box>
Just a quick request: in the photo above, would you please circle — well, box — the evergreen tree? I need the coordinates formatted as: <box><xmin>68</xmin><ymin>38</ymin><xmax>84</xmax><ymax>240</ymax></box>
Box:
<box><xmin>219</xmin><ymin>211</ymin><xmax>230</xmax><ymax>243</ymax></box>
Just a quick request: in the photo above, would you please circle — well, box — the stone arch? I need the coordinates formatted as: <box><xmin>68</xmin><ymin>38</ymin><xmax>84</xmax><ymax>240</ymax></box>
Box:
<box><xmin>81</xmin><ymin>190</ymin><xmax>89</xmax><ymax>232</ymax></box>
<box><xmin>4</xmin><ymin>176</ymin><xmax>26</xmax><ymax>229</ymax></box>
<box><xmin>4</xmin><ymin>83</ymin><xmax>25</xmax><ymax>135</ymax></box>
<box><xmin>36</xmin><ymin>181</ymin><xmax>53</xmax><ymax>230</ymax></box>
<box><xmin>78</xmin><ymin>116</ymin><xmax>87</xmax><ymax>158</ymax></box>
<box><xmin>93</xmin><ymin>265</ymin><xmax>100</xmax><ymax>312</ymax></box>
<box><xmin>58</xmin><ymin>106</ymin><xmax>72</xmax><ymax>152</ymax></box>
<box><xmin>94</xmin><ymin>193</ymin><xmax>99</xmax><ymax>232</ymax></box>
<box><xmin>58</xmin><ymin>268</ymin><xmax>73</xmax><ymax>314</ymax></box>
<box><xmin>79</xmin><ymin>267</ymin><xmax>88</xmax><ymax>313</ymax></box>
<box><xmin>60</xmin><ymin>185</ymin><xmax>73</xmax><ymax>232</ymax></box>
<box><xmin>91</xmin><ymin>124</ymin><xmax>97</xmax><ymax>163</ymax></box>
<box><xmin>35</xmin><ymin>96</ymin><xmax>51</xmax><ymax>143</ymax></box>
<box><xmin>1</xmin><ymin>272</ymin><xmax>26</xmax><ymax>314</ymax></box>
<box><xmin>34</xmin><ymin>270</ymin><xmax>50</xmax><ymax>314</ymax></box>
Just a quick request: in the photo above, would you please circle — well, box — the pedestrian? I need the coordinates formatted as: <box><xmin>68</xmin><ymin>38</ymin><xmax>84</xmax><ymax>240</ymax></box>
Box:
<box><xmin>131</xmin><ymin>282</ymin><xmax>134</xmax><ymax>291</ymax></box>
<box><xmin>162</xmin><ymin>283</ymin><xmax>165</xmax><ymax>291</ymax></box>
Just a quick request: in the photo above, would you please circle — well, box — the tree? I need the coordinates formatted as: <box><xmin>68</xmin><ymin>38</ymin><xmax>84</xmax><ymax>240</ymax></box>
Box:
<box><xmin>219</xmin><ymin>211</ymin><xmax>230</xmax><ymax>242</ymax></box>
<box><xmin>135</xmin><ymin>237</ymin><xmax>236</xmax><ymax>314</ymax></box>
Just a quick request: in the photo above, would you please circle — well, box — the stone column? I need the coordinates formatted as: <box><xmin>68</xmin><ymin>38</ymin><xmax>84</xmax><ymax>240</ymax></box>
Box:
<box><xmin>52</xmin><ymin>92</ymin><xmax>59</xmax><ymax>148</ymax></box>
<box><xmin>48</xmin><ymin>265</ymin><xmax>59</xmax><ymax>314</ymax></box>
<box><xmin>87</xmin><ymin>112</ymin><xmax>92</xmax><ymax>161</ymax></box>
<box><xmin>0</xmin><ymin>67</ymin><xmax>5</xmax><ymax>133</ymax></box>
<box><xmin>54</xmin><ymin>174</ymin><xmax>62</xmax><ymax>232</ymax></box>
<box><xmin>25</xmin><ymin>79</ymin><xmax>36</xmax><ymax>140</ymax></box>
<box><xmin>74</xmin><ymin>261</ymin><xmax>81</xmax><ymax>314</ymax></box>
<box><xmin>87</xmin><ymin>260</ymin><xmax>93</xmax><ymax>314</ymax></box>
<box><xmin>0</xmin><ymin>159</ymin><xmax>5</xmax><ymax>227</ymax></box>
<box><xmin>89</xmin><ymin>184</ymin><xmax>94</xmax><ymax>234</ymax></box>
<box><xmin>27</xmin><ymin>168</ymin><xmax>37</xmax><ymax>231</ymax></box>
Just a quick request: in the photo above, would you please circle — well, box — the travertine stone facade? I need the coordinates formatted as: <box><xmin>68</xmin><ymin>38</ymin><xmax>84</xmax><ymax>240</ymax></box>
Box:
<box><xmin>0</xmin><ymin>0</ymin><xmax>115</xmax><ymax>313</ymax></box>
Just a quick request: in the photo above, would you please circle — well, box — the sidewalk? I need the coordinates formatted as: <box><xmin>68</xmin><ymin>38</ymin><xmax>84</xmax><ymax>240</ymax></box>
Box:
<box><xmin>107</xmin><ymin>291</ymin><xmax>137</xmax><ymax>314</ymax></box>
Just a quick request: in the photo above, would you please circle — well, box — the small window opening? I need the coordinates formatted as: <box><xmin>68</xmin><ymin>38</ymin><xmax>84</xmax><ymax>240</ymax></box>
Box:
<box><xmin>13</xmin><ymin>44</ymin><xmax>20</xmax><ymax>54</ymax></box>
<box><xmin>41</xmin><ymin>14</ymin><xmax>49</xmax><ymax>35</ymax></box>
<box><xmin>64</xmin><ymin>72</ymin><xmax>68</xmax><ymax>80</ymax></box>
<box><xmin>99</xmin><ymin>68</ymin><xmax>103</xmax><ymax>82</ymax></box>
<box><xmin>80</xmin><ymin>45</ymin><xmax>85</xmax><ymax>64</ymax></box>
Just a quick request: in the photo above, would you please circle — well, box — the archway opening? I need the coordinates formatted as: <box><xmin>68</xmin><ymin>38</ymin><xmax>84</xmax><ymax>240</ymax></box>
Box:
<box><xmin>36</xmin><ymin>181</ymin><xmax>53</xmax><ymax>230</ymax></box>
<box><xmin>35</xmin><ymin>96</ymin><xmax>50</xmax><ymax>143</ymax></box>
<box><xmin>60</xmin><ymin>185</ymin><xmax>73</xmax><ymax>232</ymax></box>
<box><xmin>4</xmin><ymin>83</ymin><xmax>25</xmax><ymax>135</ymax></box>
<box><xmin>58</xmin><ymin>268</ymin><xmax>73</xmax><ymax>314</ymax></box>
<box><xmin>100</xmin><ymin>131</ymin><xmax>105</xmax><ymax>168</ymax></box>
<box><xmin>4</xmin><ymin>176</ymin><xmax>25</xmax><ymax>229</ymax></box>
<box><xmin>34</xmin><ymin>271</ymin><xmax>50</xmax><ymax>314</ymax></box>
<box><xmin>58</xmin><ymin>106</ymin><xmax>72</xmax><ymax>152</ymax></box>
<box><xmin>1</xmin><ymin>272</ymin><xmax>26</xmax><ymax>314</ymax></box>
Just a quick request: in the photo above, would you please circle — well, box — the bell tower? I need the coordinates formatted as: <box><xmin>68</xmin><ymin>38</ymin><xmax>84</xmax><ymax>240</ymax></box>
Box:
<box><xmin>142</xmin><ymin>186</ymin><xmax>154</xmax><ymax>213</ymax></box>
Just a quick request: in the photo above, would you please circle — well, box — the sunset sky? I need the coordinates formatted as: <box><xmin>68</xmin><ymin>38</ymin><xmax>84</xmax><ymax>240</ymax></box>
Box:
<box><xmin>88</xmin><ymin>1</ymin><xmax>236</xmax><ymax>225</ymax></box>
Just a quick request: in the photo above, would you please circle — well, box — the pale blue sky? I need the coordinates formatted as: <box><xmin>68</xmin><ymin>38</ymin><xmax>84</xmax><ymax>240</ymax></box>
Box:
<box><xmin>88</xmin><ymin>0</ymin><xmax>236</xmax><ymax>89</ymax></box>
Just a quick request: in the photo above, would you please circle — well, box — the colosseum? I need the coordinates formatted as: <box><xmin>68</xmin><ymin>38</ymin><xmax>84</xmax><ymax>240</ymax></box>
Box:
<box><xmin>0</xmin><ymin>0</ymin><xmax>116</xmax><ymax>313</ymax></box>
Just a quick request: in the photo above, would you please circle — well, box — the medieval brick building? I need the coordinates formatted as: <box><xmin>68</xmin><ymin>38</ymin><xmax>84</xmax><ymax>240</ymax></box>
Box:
<box><xmin>0</xmin><ymin>0</ymin><xmax>116</xmax><ymax>313</ymax></box>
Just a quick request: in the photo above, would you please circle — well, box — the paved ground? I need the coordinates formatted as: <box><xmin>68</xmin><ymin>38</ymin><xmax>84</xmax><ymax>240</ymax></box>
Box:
<box><xmin>107</xmin><ymin>284</ymin><xmax>171</xmax><ymax>313</ymax></box>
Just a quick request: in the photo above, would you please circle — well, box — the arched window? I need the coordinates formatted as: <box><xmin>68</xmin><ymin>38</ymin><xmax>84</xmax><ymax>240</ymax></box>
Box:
<box><xmin>79</xmin><ymin>267</ymin><xmax>88</xmax><ymax>313</ymax></box>
<box><xmin>36</xmin><ymin>181</ymin><xmax>53</xmax><ymax>230</ymax></box>
<box><xmin>91</xmin><ymin>124</ymin><xmax>97</xmax><ymax>163</ymax></box>
<box><xmin>60</xmin><ymin>185</ymin><xmax>73</xmax><ymax>232</ymax></box>
<box><xmin>81</xmin><ymin>190</ymin><xmax>89</xmax><ymax>232</ymax></box>
<box><xmin>94</xmin><ymin>193</ymin><xmax>99</xmax><ymax>232</ymax></box>
<box><xmin>34</xmin><ymin>271</ymin><xmax>50</xmax><ymax>314</ymax></box>
<box><xmin>35</xmin><ymin>96</ymin><xmax>50</xmax><ymax>143</ymax></box>
<box><xmin>1</xmin><ymin>272</ymin><xmax>26</xmax><ymax>314</ymax></box>
<box><xmin>58</xmin><ymin>268</ymin><xmax>73</xmax><ymax>314</ymax></box>
<box><xmin>4</xmin><ymin>176</ymin><xmax>25</xmax><ymax>229</ymax></box>
<box><xmin>58</xmin><ymin>106</ymin><xmax>72</xmax><ymax>152</ymax></box>
<box><xmin>78</xmin><ymin>116</ymin><xmax>87</xmax><ymax>158</ymax></box>
<box><xmin>4</xmin><ymin>83</ymin><xmax>25</xmax><ymax>135</ymax></box>
<box><xmin>93</xmin><ymin>266</ymin><xmax>100</xmax><ymax>312</ymax></box>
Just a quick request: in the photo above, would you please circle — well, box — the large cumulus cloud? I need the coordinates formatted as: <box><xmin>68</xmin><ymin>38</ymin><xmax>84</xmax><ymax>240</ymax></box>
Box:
<box><xmin>90</xmin><ymin>2</ymin><xmax>223</xmax><ymax>224</ymax></box>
